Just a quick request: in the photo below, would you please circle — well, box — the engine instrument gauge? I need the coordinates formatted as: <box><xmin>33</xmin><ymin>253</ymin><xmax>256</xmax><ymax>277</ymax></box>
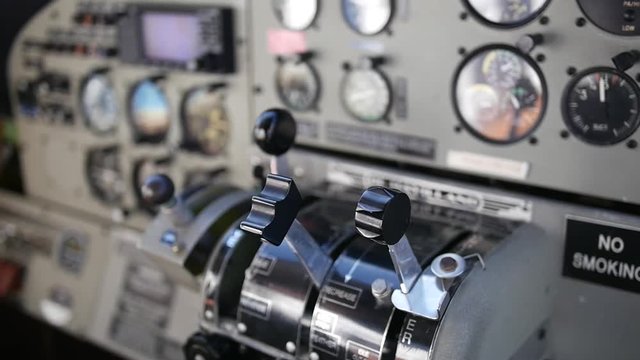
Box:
<box><xmin>86</xmin><ymin>147</ymin><xmax>125</xmax><ymax>204</ymax></box>
<box><xmin>129</xmin><ymin>80</ymin><xmax>171</xmax><ymax>143</ymax></box>
<box><xmin>453</xmin><ymin>45</ymin><xmax>546</xmax><ymax>144</ymax></box>
<box><xmin>465</xmin><ymin>0</ymin><xmax>550</xmax><ymax>27</ymax></box>
<box><xmin>341</xmin><ymin>66</ymin><xmax>392</xmax><ymax>123</ymax></box>
<box><xmin>562</xmin><ymin>67</ymin><xmax>640</xmax><ymax>146</ymax></box>
<box><xmin>181</xmin><ymin>86</ymin><xmax>230</xmax><ymax>155</ymax></box>
<box><xmin>81</xmin><ymin>72</ymin><xmax>118</xmax><ymax>134</ymax></box>
<box><xmin>276</xmin><ymin>59</ymin><xmax>321</xmax><ymax>112</ymax></box>
<box><xmin>341</xmin><ymin>0</ymin><xmax>393</xmax><ymax>36</ymax></box>
<box><xmin>272</xmin><ymin>0</ymin><xmax>318</xmax><ymax>31</ymax></box>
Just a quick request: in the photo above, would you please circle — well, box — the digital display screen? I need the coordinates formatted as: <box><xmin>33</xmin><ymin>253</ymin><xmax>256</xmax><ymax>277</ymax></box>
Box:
<box><xmin>141</xmin><ymin>12</ymin><xmax>201</xmax><ymax>63</ymax></box>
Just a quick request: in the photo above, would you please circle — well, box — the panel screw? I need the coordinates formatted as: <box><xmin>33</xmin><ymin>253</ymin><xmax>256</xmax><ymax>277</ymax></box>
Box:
<box><xmin>371</xmin><ymin>278</ymin><xmax>391</xmax><ymax>299</ymax></box>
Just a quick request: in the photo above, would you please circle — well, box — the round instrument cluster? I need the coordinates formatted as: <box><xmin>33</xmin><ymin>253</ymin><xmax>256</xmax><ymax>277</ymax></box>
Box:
<box><xmin>341</xmin><ymin>0</ymin><xmax>394</xmax><ymax>35</ymax></box>
<box><xmin>272</xmin><ymin>0</ymin><xmax>319</xmax><ymax>31</ymax></box>
<box><xmin>86</xmin><ymin>147</ymin><xmax>125</xmax><ymax>204</ymax></box>
<box><xmin>181</xmin><ymin>86</ymin><xmax>230</xmax><ymax>155</ymax></box>
<box><xmin>454</xmin><ymin>46</ymin><xmax>546</xmax><ymax>144</ymax></box>
<box><xmin>81</xmin><ymin>71</ymin><xmax>118</xmax><ymax>134</ymax></box>
<box><xmin>276</xmin><ymin>59</ymin><xmax>321</xmax><ymax>112</ymax></box>
<box><xmin>341</xmin><ymin>64</ymin><xmax>392</xmax><ymax>123</ymax></box>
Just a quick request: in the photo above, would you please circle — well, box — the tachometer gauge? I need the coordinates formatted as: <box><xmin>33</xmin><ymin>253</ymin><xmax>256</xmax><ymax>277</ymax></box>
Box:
<box><xmin>342</xmin><ymin>0</ymin><xmax>393</xmax><ymax>36</ymax></box>
<box><xmin>465</xmin><ymin>0</ymin><xmax>550</xmax><ymax>27</ymax></box>
<box><xmin>86</xmin><ymin>147</ymin><xmax>125</xmax><ymax>204</ymax></box>
<box><xmin>181</xmin><ymin>86</ymin><xmax>230</xmax><ymax>155</ymax></box>
<box><xmin>276</xmin><ymin>59</ymin><xmax>321</xmax><ymax>111</ymax></box>
<box><xmin>341</xmin><ymin>65</ymin><xmax>392</xmax><ymax>122</ymax></box>
<box><xmin>454</xmin><ymin>45</ymin><xmax>546</xmax><ymax>144</ymax></box>
<box><xmin>81</xmin><ymin>72</ymin><xmax>118</xmax><ymax>134</ymax></box>
<box><xmin>129</xmin><ymin>80</ymin><xmax>171</xmax><ymax>143</ymax></box>
<box><xmin>272</xmin><ymin>0</ymin><xmax>318</xmax><ymax>31</ymax></box>
<box><xmin>562</xmin><ymin>67</ymin><xmax>640</xmax><ymax>146</ymax></box>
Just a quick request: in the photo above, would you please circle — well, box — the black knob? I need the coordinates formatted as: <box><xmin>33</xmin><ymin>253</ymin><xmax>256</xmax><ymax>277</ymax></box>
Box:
<box><xmin>253</xmin><ymin>108</ymin><xmax>297</xmax><ymax>156</ymax></box>
<box><xmin>355</xmin><ymin>187</ymin><xmax>411</xmax><ymax>246</ymax></box>
<box><xmin>141</xmin><ymin>174</ymin><xmax>175</xmax><ymax>206</ymax></box>
<box><xmin>240</xmin><ymin>174</ymin><xmax>302</xmax><ymax>246</ymax></box>
<box><xmin>184</xmin><ymin>333</ymin><xmax>239</xmax><ymax>360</ymax></box>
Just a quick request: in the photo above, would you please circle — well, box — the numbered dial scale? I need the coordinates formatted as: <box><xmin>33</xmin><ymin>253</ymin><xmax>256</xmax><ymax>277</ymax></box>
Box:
<box><xmin>341</xmin><ymin>62</ymin><xmax>392</xmax><ymax>123</ymax></box>
<box><xmin>465</xmin><ymin>0</ymin><xmax>550</xmax><ymax>27</ymax></box>
<box><xmin>562</xmin><ymin>67</ymin><xmax>640</xmax><ymax>146</ymax></box>
<box><xmin>341</xmin><ymin>0</ymin><xmax>393</xmax><ymax>36</ymax></box>
<box><xmin>81</xmin><ymin>71</ymin><xmax>118</xmax><ymax>134</ymax></box>
<box><xmin>453</xmin><ymin>45</ymin><xmax>546</xmax><ymax>144</ymax></box>
<box><xmin>276</xmin><ymin>58</ymin><xmax>321</xmax><ymax>112</ymax></box>
<box><xmin>272</xmin><ymin>0</ymin><xmax>318</xmax><ymax>31</ymax></box>
<box><xmin>181</xmin><ymin>86</ymin><xmax>230</xmax><ymax>155</ymax></box>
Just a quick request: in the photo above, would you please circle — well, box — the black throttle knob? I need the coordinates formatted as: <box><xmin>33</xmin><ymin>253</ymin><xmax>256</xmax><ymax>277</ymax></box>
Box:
<box><xmin>253</xmin><ymin>108</ymin><xmax>297</xmax><ymax>156</ymax></box>
<box><xmin>240</xmin><ymin>174</ymin><xmax>302</xmax><ymax>246</ymax></box>
<box><xmin>141</xmin><ymin>174</ymin><xmax>175</xmax><ymax>206</ymax></box>
<box><xmin>355</xmin><ymin>187</ymin><xmax>411</xmax><ymax>246</ymax></box>
<box><xmin>184</xmin><ymin>333</ymin><xmax>239</xmax><ymax>360</ymax></box>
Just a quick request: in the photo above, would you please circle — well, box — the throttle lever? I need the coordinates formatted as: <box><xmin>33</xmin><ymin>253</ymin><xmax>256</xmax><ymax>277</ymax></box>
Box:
<box><xmin>240</xmin><ymin>174</ymin><xmax>332</xmax><ymax>288</ymax></box>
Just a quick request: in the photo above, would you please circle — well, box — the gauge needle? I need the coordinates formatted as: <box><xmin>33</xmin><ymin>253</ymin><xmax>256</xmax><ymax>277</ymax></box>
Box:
<box><xmin>510</xmin><ymin>94</ymin><xmax>521</xmax><ymax>110</ymax></box>
<box><xmin>599</xmin><ymin>76</ymin><xmax>606</xmax><ymax>103</ymax></box>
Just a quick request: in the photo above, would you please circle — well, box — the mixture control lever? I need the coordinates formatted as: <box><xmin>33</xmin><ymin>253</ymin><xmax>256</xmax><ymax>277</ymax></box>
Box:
<box><xmin>240</xmin><ymin>174</ymin><xmax>332</xmax><ymax>288</ymax></box>
<box><xmin>253</xmin><ymin>108</ymin><xmax>297</xmax><ymax>176</ymax></box>
<box><xmin>141</xmin><ymin>174</ymin><xmax>193</xmax><ymax>225</ymax></box>
<box><xmin>355</xmin><ymin>186</ymin><xmax>467</xmax><ymax>320</ymax></box>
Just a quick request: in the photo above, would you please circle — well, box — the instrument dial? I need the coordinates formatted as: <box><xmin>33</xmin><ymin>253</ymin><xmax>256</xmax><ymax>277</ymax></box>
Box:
<box><xmin>276</xmin><ymin>59</ymin><xmax>321</xmax><ymax>112</ymax></box>
<box><xmin>454</xmin><ymin>46</ymin><xmax>546</xmax><ymax>144</ymax></box>
<box><xmin>562</xmin><ymin>67</ymin><xmax>640</xmax><ymax>146</ymax></box>
<box><xmin>181</xmin><ymin>87</ymin><xmax>230</xmax><ymax>156</ymax></box>
<box><xmin>466</xmin><ymin>0</ymin><xmax>550</xmax><ymax>27</ymax></box>
<box><xmin>81</xmin><ymin>72</ymin><xmax>118</xmax><ymax>134</ymax></box>
<box><xmin>272</xmin><ymin>0</ymin><xmax>318</xmax><ymax>31</ymax></box>
<box><xmin>341</xmin><ymin>67</ymin><xmax>392</xmax><ymax>123</ymax></box>
<box><xmin>129</xmin><ymin>80</ymin><xmax>171</xmax><ymax>143</ymax></box>
<box><xmin>86</xmin><ymin>147</ymin><xmax>125</xmax><ymax>204</ymax></box>
<box><xmin>342</xmin><ymin>0</ymin><xmax>393</xmax><ymax>36</ymax></box>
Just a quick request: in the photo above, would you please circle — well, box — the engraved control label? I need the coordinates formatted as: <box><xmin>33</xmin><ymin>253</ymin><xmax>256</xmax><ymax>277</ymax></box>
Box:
<box><xmin>239</xmin><ymin>292</ymin><xmax>272</xmax><ymax>320</ymax></box>
<box><xmin>311</xmin><ymin>330</ymin><xmax>341</xmax><ymax>356</ymax></box>
<box><xmin>313</xmin><ymin>310</ymin><xmax>338</xmax><ymax>333</ymax></box>
<box><xmin>563</xmin><ymin>217</ymin><xmax>640</xmax><ymax>294</ymax></box>
<box><xmin>322</xmin><ymin>281</ymin><xmax>362</xmax><ymax>309</ymax></box>
<box><xmin>346</xmin><ymin>341</ymin><xmax>380</xmax><ymax>360</ymax></box>
<box><xmin>251</xmin><ymin>255</ymin><xmax>276</xmax><ymax>276</ymax></box>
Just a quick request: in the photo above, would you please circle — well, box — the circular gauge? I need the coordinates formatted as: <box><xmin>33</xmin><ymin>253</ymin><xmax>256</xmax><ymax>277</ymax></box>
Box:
<box><xmin>453</xmin><ymin>45</ymin><xmax>547</xmax><ymax>144</ymax></box>
<box><xmin>562</xmin><ymin>67</ymin><xmax>640</xmax><ymax>146</ymax></box>
<box><xmin>272</xmin><ymin>0</ymin><xmax>318</xmax><ymax>31</ymax></box>
<box><xmin>465</xmin><ymin>0</ymin><xmax>550</xmax><ymax>27</ymax></box>
<box><xmin>129</xmin><ymin>80</ymin><xmax>171</xmax><ymax>143</ymax></box>
<box><xmin>341</xmin><ymin>67</ymin><xmax>392</xmax><ymax>122</ymax></box>
<box><xmin>181</xmin><ymin>87</ymin><xmax>230</xmax><ymax>155</ymax></box>
<box><xmin>276</xmin><ymin>59</ymin><xmax>321</xmax><ymax>111</ymax></box>
<box><xmin>342</xmin><ymin>0</ymin><xmax>393</xmax><ymax>36</ymax></box>
<box><xmin>86</xmin><ymin>147</ymin><xmax>125</xmax><ymax>204</ymax></box>
<box><xmin>81</xmin><ymin>72</ymin><xmax>118</xmax><ymax>134</ymax></box>
<box><xmin>133</xmin><ymin>158</ymin><xmax>170</xmax><ymax>210</ymax></box>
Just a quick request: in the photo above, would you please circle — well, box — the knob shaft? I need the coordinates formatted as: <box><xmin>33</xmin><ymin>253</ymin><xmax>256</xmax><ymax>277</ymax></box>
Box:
<box><xmin>254</xmin><ymin>108</ymin><xmax>297</xmax><ymax>156</ymax></box>
<box><xmin>355</xmin><ymin>187</ymin><xmax>411</xmax><ymax>246</ymax></box>
<box><xmin>141</xmin><ymin>174</ymin><xmax>175</xmax><ymax>206</ymax></box>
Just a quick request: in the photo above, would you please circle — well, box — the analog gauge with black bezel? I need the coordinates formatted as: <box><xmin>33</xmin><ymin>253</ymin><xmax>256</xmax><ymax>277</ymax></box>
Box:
<box><xmin>181</xmin><ymin>86</ymin><xmax>230</xmax><ymax>156</ymax></box>
<box><xmin>276</xmin><ymin>59</ymin><xmax>321</xmax><ymax>112</ymax></box>
<box><xmin>81</xmin><ymin>71</ymin><xmax>118</xmax><ymax>134</ymax></box>
<box><xmin>562</xmin><ymin>67</ymin><xmax>640</xmax><ymax>146</ymax></box>
<box><xmin>453</xmin><ymin>45</ymin><xmax>547</xmax><ymax>144</ymax></box>
<box><xmin>341</xmin><ymin>0</ymin><xmax>393</xmax><ymax>36</ymax></box>
<box><xmin>129</xmin><ymin>79</ymin><xmax>171</xmax><ymax>143</ymax></box>
<box><xmin>465</xmin><ymin>0</ymin><xmax>550</xmax><ymax>28</ymax></box>
<box><xmin>341</xmin><ymin>64</ymin><xmax>392</xmax><ymax>123</ymax></box>
<box><xmin>86</xmin><ymin>147</ymin><xmax>125</xmax><ymax>205</ymax></box>
<box><xmin>272</xmin><ymin>0</ymin><xmax>319</xmax><ymax>31</ymax></box>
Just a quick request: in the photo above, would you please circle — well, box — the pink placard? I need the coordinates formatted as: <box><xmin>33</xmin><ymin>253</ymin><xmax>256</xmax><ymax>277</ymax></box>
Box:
<box><xmin>267</xmin><ymin>29</ymin><xmax>308</xmax><ymax>56</ymax></box>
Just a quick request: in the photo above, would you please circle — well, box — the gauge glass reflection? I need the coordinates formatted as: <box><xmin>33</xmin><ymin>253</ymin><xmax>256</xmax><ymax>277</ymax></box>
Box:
<box><xmin>466</xmin><ymin>0</ymin><xmax>550</xmax><ymax>27</ymax></box>
<box><xmin>562</xmin><ymin>68</ymin><xmax>640</xmax><ymax>146</ymax></box>
<box><xmin>276</xmin><ymin>60</ymin><xmax>320</xmax><ymax>111</ymax></box>
<box><xmin>341</xmin><ymin>68</ymin><xmax>391</xmax><ymax>122</ymax></box>
<box><xmin>81</xmin><ymin>73</ymin><xmax>118</xmax><ymax>133</ymax></box>
<box><xmin>342</xmin><ymin>0</ymin><xmax>393</xmax><ymax>35</ymax></box>
<box><xmin>182</xmin><ymin>87</ymin><xmax>230</xmax><ymax>155</ymax></box>
<box><xmin>454</xmin><ymin>46</ymin><xmax>546</xmax><ymax>143</ymax></box>
<box><xmin>130</xmin><ymin>80</ymin><xmax>171</xmax><ymax>142</ymax></box>
<box><xmin>86</xmin><ymin>147</ymin><xmax>125</xmax><ymax>204</ymax></box>
<box><xmin>272</xmin><ymin>0</ymin><xmax>318</xmax><ymax>31</ymax></box>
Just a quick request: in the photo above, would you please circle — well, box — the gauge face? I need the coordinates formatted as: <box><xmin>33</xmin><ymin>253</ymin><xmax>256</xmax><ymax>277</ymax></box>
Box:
<box><xmin>276</xmin><ymin>60</ymin><xmax>321</xmax><ymax>111</ymax></box>
<box><xmin>129</xmin><ymin>80</ymin><xmax>171</xmax><ymax>142</ymax></box>
<box><xmin>86</xmin><ymin>147</ymin><xmax>125</xmax><ymax>204</ymax></box>
<box><xmin>454</xmin><ymin>46</ymin><xmax>546</xmax><ymax>144</ymax></box>
<box><xmin>182</xmin><ymin>87</ymin><xmax>230</xmax><ymax>155</ymax></box>
<box><xmin>272</xmin><ymin>0</ymin><xmax>318</xmax><ymax>31</ymax></box>
<box><xmin>342</xmin><ymin>0</ymin><xmax>393</xmax><ymax>35</ymax></box>
<box><xmin>81</xmin><ymin>73</ymin><xmax>118</xmax><ymax>133</ymax></box>
<box><xmin>466</xmin><ymin>0</ymin><xmax>550</xmax><ymax>27</ymax></box>
<box><xmin>341</xmin><ymin>68</ymin><xmax>392</xmax><ymax>122</ymax></box>
<box><xmin>562</xmin><ymin>68</ymin><xmax>640</xmax><ymax>146</ymax></box>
